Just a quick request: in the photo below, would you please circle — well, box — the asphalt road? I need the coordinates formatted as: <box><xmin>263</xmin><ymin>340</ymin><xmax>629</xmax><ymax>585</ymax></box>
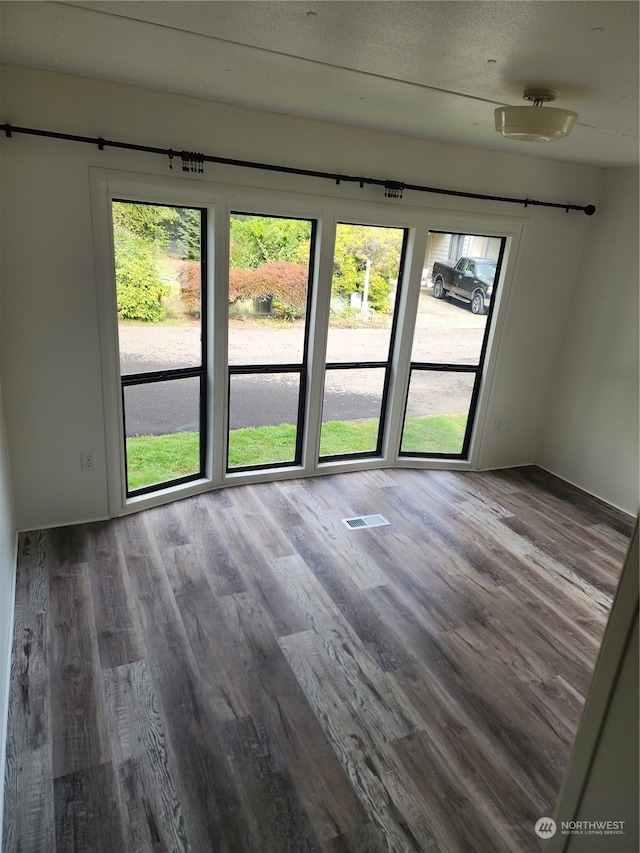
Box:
<box><xmin>119</xmin><ymin>293</ymin><xmax>486</xmax><ymax>436</ymax></box>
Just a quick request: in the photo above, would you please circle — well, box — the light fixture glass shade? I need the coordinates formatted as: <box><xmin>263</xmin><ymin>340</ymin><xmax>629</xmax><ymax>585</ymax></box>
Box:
<box><xmin>494</xmin><ymin>105</ymin><xmax>578</xmax><ymax>141</ymax></box>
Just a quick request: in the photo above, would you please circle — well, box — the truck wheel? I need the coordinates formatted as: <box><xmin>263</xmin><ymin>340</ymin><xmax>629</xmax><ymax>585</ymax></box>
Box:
<box><xmin>433</xmin><ymin>277</ymin><xmax>446</xmax><ymax>299</ymax></box>
<box><xmin>471</xmin><ymin>292</ymin><xmax>485</xmax><ymax>315</ymax></box>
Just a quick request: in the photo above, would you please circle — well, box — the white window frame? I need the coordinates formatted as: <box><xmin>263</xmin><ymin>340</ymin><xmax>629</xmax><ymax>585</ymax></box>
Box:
<box><xmin>90</xmin><ymin>167</ymin><xmax>524</xmax><ymax>516</ymax></box>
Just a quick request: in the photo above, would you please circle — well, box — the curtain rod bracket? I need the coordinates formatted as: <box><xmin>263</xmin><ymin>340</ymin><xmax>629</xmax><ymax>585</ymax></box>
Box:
<box><xmin>4</xmin><ymin>124</ymin><xmax>12</xmax><ymax>138</ymax></box>
<box><xmin>97</xmin><ymin>137</ymin><xmax>105</xmax><ymax>151</ymax></box>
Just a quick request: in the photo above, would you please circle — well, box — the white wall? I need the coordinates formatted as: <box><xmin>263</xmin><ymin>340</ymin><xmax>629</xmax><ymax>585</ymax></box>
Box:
<box><xmin>539</xmin><ymin>168</ymin><xmax>639</xmax><ymax>514</ymax></box>
<box><xmin>0</xmin><ymin>65</ymin><xmax>618</xmax><ymax>529</ymax></box>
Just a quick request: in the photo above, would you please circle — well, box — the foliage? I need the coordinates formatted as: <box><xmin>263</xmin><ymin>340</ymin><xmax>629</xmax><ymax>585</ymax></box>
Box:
<box><xmin>114</xmin><ymin>232</ymin><xmax>169</xmax><ymax>322</ymax></box>
<box><xmin>171</xmin><ymin>207</ymin><xmax>201</xmax><ymax>261</ymax></box>
<box><xmin>228</xmin><ymin>267</ymin><xmax>261</xmax><ymax>302</ymax></box>
<box><xmin>112</xmin><ymin>202</ymin><xmax>179</xmax><ymax>249</ymax></box>
<box><xmin>112</xmin><ymin>206</ymin><xmax>402</xmax><ymax>324</ymax></box>
<box><xmin>331</xmin><ymin>224</ymin><xmax>403</xmax><ymax>314</ymax></box>
<box><xmin>230</xmin><ymin>215</ymin><xmax>311</xmax><ymax>268</ymax></box>
<box><xmin>366</xmin><ymin>271</ymin><xmax>392</xmax><ymax>314</ymax></box>
<box><xmin>255</xmin><ymin>262</ymin><xmax>308</xmax><ymax>311</ymax></box>
<box><xmin>178</xmin><ymin>261</ymin><xmax>201</xmax><ymax>317</ymax></box>
<box><xmin>112</xmin><ymin>202</ymin><xmax>181</xmax><ymax>322</ymax></box>
<box><xmin>229</xmin><ymin>262</ymin><xmax>308</xmax><ymax>317</ymax></box>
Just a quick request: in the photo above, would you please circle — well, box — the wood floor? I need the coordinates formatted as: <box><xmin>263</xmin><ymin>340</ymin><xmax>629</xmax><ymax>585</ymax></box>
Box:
<box><xmin>3</xmin><ymin>466</ymin><xmax>633</xmax><ymax>853</ymax></box>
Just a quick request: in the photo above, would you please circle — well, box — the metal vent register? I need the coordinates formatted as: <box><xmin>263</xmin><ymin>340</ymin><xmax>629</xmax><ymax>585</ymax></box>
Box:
<box><xmin>342</xmin><ymin>514</ymin><xmax>390</xmax><ymax>530</ymax></box>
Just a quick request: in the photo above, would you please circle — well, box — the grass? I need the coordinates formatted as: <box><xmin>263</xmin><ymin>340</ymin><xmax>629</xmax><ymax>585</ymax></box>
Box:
<box><xmin>318</xmin><ymin>418</ymin><xmax>380</xmax><ymax>456</ymax></box>
<box><xmin>400</xmin><ymin>412</ymin><xmax>468</xmax><ymax>453</ymax></box>
<box><xmin>126</xmin><ymin>413</ymin><xmax>468</xmax><ymax>490</ymax></box>
<box><xmin>228</xmin><ymin>423</ymin><xmax>298</xmax><ymax>467</ymax></box>
<box><xmin>126</xmin><ymin>432</ymin><xmax>200</xmax><ymax>491</ymax></box>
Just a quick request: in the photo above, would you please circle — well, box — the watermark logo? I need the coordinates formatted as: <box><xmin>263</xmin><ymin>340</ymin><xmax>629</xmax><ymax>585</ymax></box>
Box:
<box><xmin>535</xmin><ymin>817</ymin><xmax>557</xmax><ymax>838</ymax></box>
<box><xmin>560</xmin><ymin>819</ymin><xmax>625</xmax><ymax>836</ymax></box>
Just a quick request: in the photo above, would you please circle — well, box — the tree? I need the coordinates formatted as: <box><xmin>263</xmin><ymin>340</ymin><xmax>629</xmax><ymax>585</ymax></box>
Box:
<box><xmin>331</xmin><ymin>224</ymin><xmax>403</xmax><ymax>314</ymax></box>
<box><xmin>112</xmin><ymin>202</ymin><xmax>176</xmax><ymax>322</ymax></box>
<box><xmin>164</xmin><ymin>207</ymin><xmax>201</xmax><ymax>261</ymax></box>
<box><xmin>112</xmin><ymin>202</ymin><xmax>179</xmax><ymax>248</ymax></box>
<box><xmin>114</xmin><ymin>232</ymin><xmax>169</xmax><ymax>322</ymax></box>
<box><xmin>230</xmin><ymin>215</ymin><xmax>311</xmax><ymax>268</ymax></box>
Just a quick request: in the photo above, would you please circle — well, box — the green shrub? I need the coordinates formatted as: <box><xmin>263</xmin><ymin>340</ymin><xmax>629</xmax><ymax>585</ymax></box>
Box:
<box><xmin>115</xmin><ymin>234</ymin><xmax>168</xmax><ymax>322</ymax></box>
<box><xmin>228</xmin><ymin>262</ymin><xmax>308</xmax><ymax>318</ymax></box>
<box><xmin>366</xmin><ymin>271</ymin><xmax>392</xmax><ymax>313</ymax></box>
<box><xmin>178</xmin><ymin>260</ymin><xmax>201</xmax><ymax>317</ymax></box>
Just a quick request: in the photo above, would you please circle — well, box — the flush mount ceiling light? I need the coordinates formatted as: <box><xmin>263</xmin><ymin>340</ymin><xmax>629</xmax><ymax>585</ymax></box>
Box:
<box><xmin>495</xmin><ymin>88</ymin><xmax>578</xmax><ymax>142</ymax></box>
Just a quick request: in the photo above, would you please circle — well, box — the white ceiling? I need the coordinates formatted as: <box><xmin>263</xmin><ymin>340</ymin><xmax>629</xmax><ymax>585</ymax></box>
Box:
<box><xmin>1</xmin><ymin>0</ymin><xmax>638</xmax><ymax>168</ymax></box>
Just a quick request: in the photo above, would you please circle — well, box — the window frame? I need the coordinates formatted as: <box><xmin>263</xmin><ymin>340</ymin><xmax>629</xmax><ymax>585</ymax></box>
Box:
<box><xmin>112</xmin><ymin>198</ymin><xmax>209</xmax><ymax>497</ymax></box>
<box><xmin>398</xmin><ymin>232</ymin><xmax>507</xmax><ymax>461</ymax></box>
<box><xmin>319</xmin><ymin>224</ymin><xmax>409</xmax><ymax>462</ymax></box>
<box><xmin>225</xmin><ymin>212</ymin><xmax>317</xmax><ymax>473</ymax></box>
<box><xmin>91</xmin><ymin>167</ymin><xmax>524</xmax><ymax>517</ymax></box>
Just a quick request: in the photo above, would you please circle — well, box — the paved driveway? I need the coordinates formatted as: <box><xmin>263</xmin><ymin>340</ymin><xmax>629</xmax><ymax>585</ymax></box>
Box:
<box><xmin>118</xmin><ymin>293</ymin><xmax>487</xmax><ymax>434</ymax></box>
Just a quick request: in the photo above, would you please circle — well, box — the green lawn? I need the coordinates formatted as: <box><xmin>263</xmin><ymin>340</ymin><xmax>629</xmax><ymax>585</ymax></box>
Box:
<box><xmin>126</xmin><ymin>431</ymin><xmax>200</xmax><ymax>490</ymax></box>
<box><xmin>126</xmin><ymin>413</ymin><xmax>468</xmax><ymax>490</ymax></box>
<box><xmin>400</xmin><ymin>412</ymin><xmax>468</xmax><ymax>453</ymax></box>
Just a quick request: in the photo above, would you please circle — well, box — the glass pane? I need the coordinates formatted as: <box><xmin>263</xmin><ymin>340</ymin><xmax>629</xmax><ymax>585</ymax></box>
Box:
<box><xmin>320</xmin><ymin>367</ymin><xmax>386</xmax><ymax>457</ymax></box>
<box><xmin>124</xmin><ymin>377</ymin><xmax>202</xmax><ymax>491</ymax></box>
<box><xmin>326</xmin><ymin>223</ymin><xmax>405</xmax><ymax>363</ymax></box>
<box><xmin>228</xmin><ymin>373</ymin><xmax>301</xmax><ymax>468</ymax></box>
<box><xmin>413</xmin><ymin>231</ymin><xmax>501</xmax><ymax>365</ymax></box>
<box><xmin>228</xmin><ymin>214</ymin><xmax>313</xmax><ymax>366</ymax></box>
<box><xmin>113</xmin><ymin>202</ymin><xmax>203</xmax><ymax>373</ymax></box>
<box><xmin>400</xmin><ymin>370</ymin><xmax>476</xmax><ymax>455</ymax></box>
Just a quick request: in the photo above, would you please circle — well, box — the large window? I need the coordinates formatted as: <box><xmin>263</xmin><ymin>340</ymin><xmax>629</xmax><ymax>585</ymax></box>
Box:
<box><xmin>227</xmin><ymin>213</ymin><xmax>315</xmax><ymax>470</ymax></box>
<box><xmin>112</xmin><ymin>200</ymin><xmax>207</xmax><ymax>495</ymax></box>
<box><xmin>400</xmin><ymin>231</ymin><xmax>505</xmax><ymax>457</ymax></box>
<box><xmin>320</xmin><ymin>223</ymin><xmax>406</xmax><ymax>459</ymax></box>
<box><xmin>105</xmin><ymin>184</ymin><xmax>510</xmax><ymax>507</ymax></box>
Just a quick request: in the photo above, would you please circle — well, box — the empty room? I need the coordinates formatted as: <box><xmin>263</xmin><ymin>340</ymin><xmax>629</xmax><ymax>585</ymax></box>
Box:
<box><xmin>0</xmin><ymin>2</ymin><xmax>638</xmax><ymax>852</ymax></box>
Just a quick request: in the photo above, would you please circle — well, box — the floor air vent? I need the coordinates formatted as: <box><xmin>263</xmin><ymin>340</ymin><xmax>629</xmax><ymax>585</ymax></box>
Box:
<box><xmin>342</xmin><ymin>514</ymin><xmax>390</xmax><ymax>530</ymax></box>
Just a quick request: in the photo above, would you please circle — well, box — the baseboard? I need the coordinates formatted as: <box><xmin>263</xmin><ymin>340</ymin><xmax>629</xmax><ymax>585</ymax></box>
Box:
<box><xmin>536</xmin><ymin>463</ymin><xmax>637</xmax><ymax>520</ymax></box>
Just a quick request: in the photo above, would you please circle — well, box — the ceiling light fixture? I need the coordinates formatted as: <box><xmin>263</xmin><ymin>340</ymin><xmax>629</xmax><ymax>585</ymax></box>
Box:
<box><xmin>494</xmin><ymin>88</ymin><xmax>578</xmax><ymax>142</ymax></box>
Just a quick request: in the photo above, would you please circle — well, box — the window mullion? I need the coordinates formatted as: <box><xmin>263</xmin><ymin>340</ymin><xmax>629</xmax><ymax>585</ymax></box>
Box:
<box><xmin>302</xmin><ymin>214</ymin><xmax>336</xmax><ymax>471</ymax></box>
<box><xmin>210</xmin><ymin>200</ymin><xmax>230</xmax><ymax>484</ymax></box>
<box><xmin>380</xmin><ymin>226</ymin><xmax>428</xmax><ymax>462</ymax></box>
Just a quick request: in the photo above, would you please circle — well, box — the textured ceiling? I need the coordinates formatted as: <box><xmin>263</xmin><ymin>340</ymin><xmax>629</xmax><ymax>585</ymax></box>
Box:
<box><xmin>0</xmin><ymin>0</ymin><xmax>638</xmax><ymax>167</ymax></box>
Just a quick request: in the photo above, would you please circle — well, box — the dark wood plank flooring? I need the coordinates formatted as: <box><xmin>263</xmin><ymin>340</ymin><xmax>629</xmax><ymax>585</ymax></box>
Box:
<box><xmin>3</xmin><ymin>466</ymin><xmax>634</xmax><ymax>852</ymax></box>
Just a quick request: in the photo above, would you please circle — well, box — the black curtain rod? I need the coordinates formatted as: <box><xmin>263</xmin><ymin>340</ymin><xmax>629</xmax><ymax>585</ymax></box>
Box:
<box><xmin>0</xmin><ymin>122</ymin><xmax>596</xmax><ymax>216</ymax></box>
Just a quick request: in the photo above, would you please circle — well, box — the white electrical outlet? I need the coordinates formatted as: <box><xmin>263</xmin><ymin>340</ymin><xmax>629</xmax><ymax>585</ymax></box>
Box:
<box><xmin>81</xmin><ymin>451</ymin><xmax>96</xmax><ymax>471</ymax></box>
<box><xmin>494</xmin><ymin>418</ymin><xmax>503</xmax><ymax>433</ymax></box>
